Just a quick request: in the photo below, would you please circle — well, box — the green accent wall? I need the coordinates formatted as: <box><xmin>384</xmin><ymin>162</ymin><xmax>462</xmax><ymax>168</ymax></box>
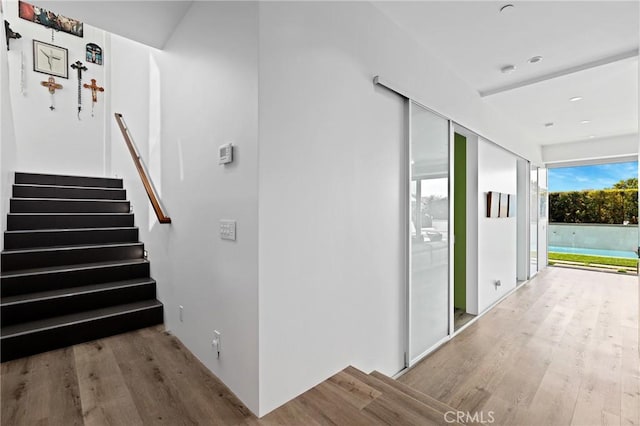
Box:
<box><xmin>454</xmin><ymin>133</ymin><xmax>467</xmax><ymax>310</ymax></box>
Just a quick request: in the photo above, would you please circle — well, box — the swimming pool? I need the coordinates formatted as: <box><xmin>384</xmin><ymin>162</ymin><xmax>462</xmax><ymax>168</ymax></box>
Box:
<box><xmin>548</xmin><ymin>245</ymin><xmax>637</xmax><ymax>259</ymax></box>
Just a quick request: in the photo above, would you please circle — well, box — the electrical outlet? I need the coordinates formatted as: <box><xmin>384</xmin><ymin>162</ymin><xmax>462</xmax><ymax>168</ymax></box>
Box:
<box><xmin>212</xmin><ymin>330</ymin><xmax>221</xmax><ymax>358</ymax></box>
<box><xmin>179</xmin><ymin>305</ymin><xmax>183</xmax><ymax>322</ymax></box>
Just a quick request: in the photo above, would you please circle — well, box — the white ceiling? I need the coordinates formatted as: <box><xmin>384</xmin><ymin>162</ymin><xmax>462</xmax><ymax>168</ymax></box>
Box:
<box><xmin>374</xmin><ymin>1</ymin><xmax>639</xmax><ymax>146</ymax></box>
<box><xmin>41</xmin><ymin>1</ymin><xmax>193</xmax><ymax>49</ymax></box>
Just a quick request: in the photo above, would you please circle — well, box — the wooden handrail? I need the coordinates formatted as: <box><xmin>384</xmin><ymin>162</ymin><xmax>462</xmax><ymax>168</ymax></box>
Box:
<box><xmin>114</xmin><ymin>113</ymin><xmax>171</xmax><ymax>224</ymax></box>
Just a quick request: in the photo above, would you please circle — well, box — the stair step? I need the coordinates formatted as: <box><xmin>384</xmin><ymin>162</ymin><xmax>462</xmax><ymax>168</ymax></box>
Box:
<box><xmin>369</xmin><ymin>371</ymin><xmax>460</xmax><ymax>416</ymax></box>
<box><xmin>0</xmin><ymin>259</ymin><xmax>150</xmax><ymax>297</ymax></box>
<box><xmin>10</xmin><ymin>198</ymin><xmax>130</xmax><ymax>213</ymax></box>
<box><xmin>15</xmin><ymin>172</ymin><xmax>123</xmax><ymax>189</ymax></box>
<box><xmin>0</xmin><ymin>300</ymin><xmax>163</xmax><ymax>362</ymax></box>
<box><xmin>343</xmin><ymin>366</ymin><xmax>464</xmax><ymax>426</ymax></box>
<box><xmin>13</xmin><ymin>184</ymin><xmax>126</xmax><ymax>200</ymax></box>
<box><xmin>4</xmin><ymin>227</ymin><xmax>139</xmax><ymax>250</ymax></box>
<box><xmin>1</xmin><ymin>278</ymin><xmax>156</xmax><ymax>326</ymax></box>
<box><xmin>7</xmin><ymin>213</ymin><xmax>134</xmax><ymax>230</ymax></box>
<box><xmin>1</xmin><ymin>242</ymin><xmax>144</xmax><ymax>272</ymax></box>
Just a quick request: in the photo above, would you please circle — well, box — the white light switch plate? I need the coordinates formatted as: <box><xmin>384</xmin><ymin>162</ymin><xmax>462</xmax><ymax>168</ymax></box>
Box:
<box><xmin>220</xmin><ymin>220</ymin><xmax>236</xmax><ymax>241</ymax></box>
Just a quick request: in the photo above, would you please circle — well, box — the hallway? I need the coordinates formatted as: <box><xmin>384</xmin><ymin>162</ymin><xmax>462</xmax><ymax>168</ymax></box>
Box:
<box><xmin>401</xmin><ymin>267</ymin><xmax>640</xmax><ymax>425</ymax></box>
<box><xmin>1</xmin><ymin>267</ymin><xmax>638</xmax><ymax>425</ymax></box>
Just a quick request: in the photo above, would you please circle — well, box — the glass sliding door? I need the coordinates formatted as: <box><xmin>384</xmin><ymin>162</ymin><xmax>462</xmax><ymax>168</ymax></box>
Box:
<box><xmin>408</xmin><ymin>101</ymin><xmax>450</xmax><ymax>365</ymax></box>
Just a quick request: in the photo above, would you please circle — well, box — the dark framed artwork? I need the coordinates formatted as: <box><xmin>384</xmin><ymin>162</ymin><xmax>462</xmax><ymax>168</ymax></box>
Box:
<box><xmin>33</xmin><ymin>40</ymin><xmax>68</xmax><ymax>79</ymax></box>
<box><xmin>487</xmin><ymin>191</ymin><xmax>500</xmax><ymax>218</ymax></box>
<box><xmin>499</xmin><ymin>193</ymin><xmax>509</xmax><ymax>218</ymax></box>
<box><xmin>86</xmin><ymin>43</ymin><xmax>102</xmax><ymax>65</ymax></box>
<box><xmin>19</xmin><ymin>1</ymin><xmax>83</xmax><ymax>37</ymax></box>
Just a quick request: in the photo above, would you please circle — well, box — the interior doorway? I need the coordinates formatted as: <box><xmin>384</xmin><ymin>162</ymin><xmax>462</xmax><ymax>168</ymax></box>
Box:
<box><xmin>452</xmin><ymin>131</ymin><xmax>476</xmax><ymax>331</ymax></box>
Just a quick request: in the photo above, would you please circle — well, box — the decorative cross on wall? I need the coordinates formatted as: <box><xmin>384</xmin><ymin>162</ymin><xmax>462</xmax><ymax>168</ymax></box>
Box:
<box><xmin>4</xmin><ymin>20</ymin><xmax>21</xmax><ymax>51</ymax></box>
<box><xmin>83</xmin><ymin>78</ymin><xmax>104</xmax><ymax>117</ymax></box>
<box><xmin>40</xmin><ymin>76</ymin><xmax>62</xmax><ymax>111</ymax></box>
<box><xmin>70</xmin><ymin>60</ymin><xmax>88</xmax><ymax>119</ymax></box>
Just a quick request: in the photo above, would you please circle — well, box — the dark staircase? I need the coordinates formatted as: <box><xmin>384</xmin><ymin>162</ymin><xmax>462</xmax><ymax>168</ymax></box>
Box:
<box><xmin>1</xmin><ymin>172</ymin><xmax>164</xmax><ymax>362</ymax></box>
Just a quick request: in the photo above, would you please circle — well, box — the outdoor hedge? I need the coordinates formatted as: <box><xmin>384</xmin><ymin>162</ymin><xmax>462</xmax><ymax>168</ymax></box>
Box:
<box><xmin>549</xmin><ymin>189</ymin><xmax>638</xmax><ymax>224</ymax></box>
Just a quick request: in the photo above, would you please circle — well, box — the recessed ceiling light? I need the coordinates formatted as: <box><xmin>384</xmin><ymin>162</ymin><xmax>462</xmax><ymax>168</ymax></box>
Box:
<box><xmin>528</xmin><ymin>56</ymin><xmax>543</xmax><ymax>64</ymax></box>
<box><xmin>500</xmin><ymin>4</ymin><xmax>515</xmax><ymax>13</ymax></box>
<box><xmin>544</xmin><ymin>122</ymin><xmax>554</xmax><ymax>127</ymax></box>
<box><xmin>581</xmin><ymin>120</ymin><xmax>591</xmax><ymax>124</ymax></box>
<box><xmin>589</xmin><ymin>135</ymin><xmax>595</xmax><ymax>138</ymax></box>
<box><xmin>501</xmin><ymin>65</ymin><xmax>516</xmax><ymax>74</ymax></box>
<box><xmin>569</xmin><ymin>96</ymin><xmax>583</xmax><ymax>102</ymax></box>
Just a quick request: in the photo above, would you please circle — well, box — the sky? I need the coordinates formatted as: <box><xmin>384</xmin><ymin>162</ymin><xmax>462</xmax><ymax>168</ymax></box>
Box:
<box><xmin>548</xmin><ymin>161</ymin><xmax>638</xmax><ymax>192</ymax></box>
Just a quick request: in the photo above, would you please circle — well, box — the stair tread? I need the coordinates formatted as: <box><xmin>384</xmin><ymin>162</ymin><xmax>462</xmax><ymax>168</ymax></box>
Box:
<box><xmin>0</xmin><ymin>258</ymin><xmax>149</xmax><ymax>278</ymax></box>
<box><xmin>1</xmin><ymin>278</ymin><xmax>155</xmax><ymax>305</ymax></box>
<box><xmin>343</xmin><ymin>366</ymin><xmax>464</xmax><ymax>425</ymax></box>
<box><xmin>2</xmin><ymin>241</ymin><xmax>142</xmax><ymax>254</ymax></box>
<box><xmin>1</xmin><ymin>299</ymin><xmax>162</xmax><ymax>338</ymax></box>
<box><xmin>15</xmin><ymin>172</ymin><xmax>122</xmax><ymax>187</ymax></box>
<box><xmin>370</xmin><ymin>371</ymin><xmax>459</xmax><ymax>415</ymax></box>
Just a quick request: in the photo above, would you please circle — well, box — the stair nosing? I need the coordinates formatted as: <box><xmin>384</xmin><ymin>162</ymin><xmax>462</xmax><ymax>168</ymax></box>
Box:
<box><xmin>369</xmin><ymin>371</ymin><xmax>459</xmax><ymax>415</ymax></box>
<box><xmin>8</xmin><ymin>212</ymin><xmax>133</xmax><ymax>216</ymax></box>
<box><xmin>2</xmin><ymin>241</ymin><xmax>143</xmax><ymax>255</ymax></box>
<box><xmin>1</xmin><ymin>300</ymin><xmax>162</xmax><ymax>338</ymax></box>
<box><xmin>5</xmin><ymin>227</ymin><xmax>138</xmax><ymax>235</ymax></box>
<box><xmin>11</xmin><ymin>198</ymin><xmax>130</xmax><ymax>203</ymax></box>
<box><xmin>13</xmin><ymin>183</ymin><xmax>125</xmax><ymax>191</ymax></box>
<box><xmin>1</xmin><ymin>278</ymin><xmax>156</xmax><ymax>306</ymax></box>
<box><xmin>0</xmin><ymin>258</ymin><xmax>149</xmax><ymax>278</ymax></box>
<box><xmin>15</xmin><ymin>171</ymin><xmax>122</xmax><ymax>182</ymax></box>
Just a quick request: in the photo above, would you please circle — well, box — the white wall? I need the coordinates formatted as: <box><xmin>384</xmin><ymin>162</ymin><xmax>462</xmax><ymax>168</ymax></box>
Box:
<box><xmin>257</xmin><ymin>1</ymin><xmax>530</xmax><ymax>416</ymax></box>
<box><xmin>542</xmin><ymin>134</ymin><xmax>638</xmax><ymax>165</ymax></box>
<box><xmin>477</xmin><ymin>139</ymin><xmax>518</xmax><ymax>313</ymax></box>
<box><xmin>257</xmin><ymin>2</ymin><xmax>406</xmax><ymax>416</ymax></box>
<box><xmin>4</xmin><ymin>0</ymin><xmax>107</xmax><ymax>176</ymax></box>
<box><xmin>109</xmin><ymin>2</ymin><xmax>260</xmax><ymax>414</ymax></box>
<box><xmin>1</xmin><ymin>3</ymin><xmax>18</xmax><ymax>249</ymax></box>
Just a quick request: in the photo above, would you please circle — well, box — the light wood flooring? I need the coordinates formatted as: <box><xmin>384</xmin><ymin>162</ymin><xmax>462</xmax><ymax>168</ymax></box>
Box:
<box><xmin>2</xmin><ymin>266</ymin><xmax>638</xmax><ymax>425</ymax></box>
<box><xmin>401</xmin><ymin>267</ymin><xmax>640</xmax><ymax>426</ymax></box>
<box><xmin>454</xmin><ymin>308</ymin><xmax>477</xmax><ymax>331</ymax></box>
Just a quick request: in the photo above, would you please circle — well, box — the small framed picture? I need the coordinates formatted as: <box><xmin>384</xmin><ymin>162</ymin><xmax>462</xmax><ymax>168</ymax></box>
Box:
<box><xmin>508</xmin><ymin>194</ymin><xmax>516</xmax><ymax>217</ymax></box>
<box><xmin>499</xmin><ymin>193</ymin><xmax>509</xmax><ymax>217</ymax></box>
<box><xmin>487</xmin><ymin>191</ymin><xmax>499</xmax><ymax>218</ymax></box>
<box><xmin>33</xmin><ymin>40</ymin><xmax>68</xmax><ymax>79</ymax></box>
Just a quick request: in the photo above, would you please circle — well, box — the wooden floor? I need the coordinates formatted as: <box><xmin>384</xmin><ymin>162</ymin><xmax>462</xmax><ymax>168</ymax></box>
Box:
<box><xmin>2</xmin><ymin>266</ymin><xmax>638</xmax><ymax>425</ymax></box>
<box><xmin>454</xmin><ymin>308</ymin><xmax>476</xmax><ymax>331</ymax></box>
<box><xmin>1</xmin><ymin>325</ymin><xmax>253</xmax><ymax>426</ymax></box>
<box><xmin>401</xmin><ymin>267</ymin><xmax>640</xmax><ymax>426</ymax></box>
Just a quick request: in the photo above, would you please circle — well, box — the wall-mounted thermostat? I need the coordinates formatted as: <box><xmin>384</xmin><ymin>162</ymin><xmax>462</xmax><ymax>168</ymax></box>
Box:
<box><xmin>219</xmin><ymin>143</ymin><xmax>233</xmax><ymax>165</ymax></box>
<box><xmin>220</xmin><ymin>220</ymin><xmax>236</xmax><ymax>241</ymax></box>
